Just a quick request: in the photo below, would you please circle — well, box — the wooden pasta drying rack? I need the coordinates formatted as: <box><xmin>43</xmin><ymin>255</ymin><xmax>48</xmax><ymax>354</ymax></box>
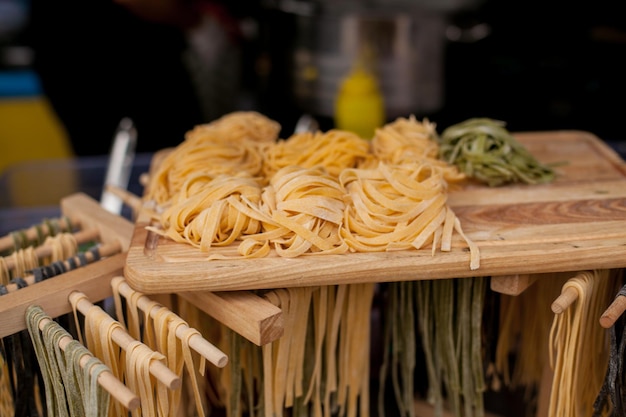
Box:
<box><xmin>124</xmin><ymin>130</ymin><xmax>626</xmax><ymax>296</ymax></box>
<box><xmin>2</xmin><ymin>129</ymin><xmax>626</xmax><ymax>417</ymax></box>
<box><xmin>0</xmin><ymin>192</ymin><xmax>284</xmax><ymax>346</ymax></box>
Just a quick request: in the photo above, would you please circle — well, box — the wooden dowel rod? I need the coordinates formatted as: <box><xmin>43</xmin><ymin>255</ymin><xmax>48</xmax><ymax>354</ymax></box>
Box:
<box><xmin>68</xmin><ymin>291</ymin><xmax>182</xmax><ymax>390</ymax></box>
<box><xmin>38</xmin><ymin>316</ymin><xmax>140</xmax><ymax>411</ymax></box>
<box><xmin>551</xmin><ymin>286</ymin><xmax>579</xmax><ymax>314</ymax></box>
<box><xmin>0</xmin><ymin>216</ymin><xmax>78</xmax><ymax>253</ymax></box>
<box><xmin>104</xmin><ymin>184</ymin><xmax>143</xmax><ymax>214</ymax></box>
<box><xmin>111</xmin><ymin>277</ymin><xmax>228</xmax><ymax>368</ymax></box>
<box><xmin>3</xmin><ymin>241</ymin><xmax>122</xmax><ymax>293</ymax></box>
<box><xmin>600</xmin><ymin>295</ymin><xmax>626</xmax><ymax>328</ymax></box>
<box><xmin>550</xmin><ymin>272</ymin><xmax>593</xmax><ymax>314</ymax></box>
<box><xmin>3</xmin><ymin>228</ymin><xmax>101</xmax><ymax>271</ymax></box>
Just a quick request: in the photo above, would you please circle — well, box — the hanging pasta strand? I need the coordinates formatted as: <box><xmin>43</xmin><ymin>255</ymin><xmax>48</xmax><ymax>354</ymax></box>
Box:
<box><xmin>204</xmin><ymin>284</ymin><xmax>373</xmax><ymax>417</ymax></box>
<box><xmin>26</xmin><ymin>305</ymin><xmax>111</xmax><ymax>417</ymax></box>
<box><xmin>70</xmin><ymin>291</ymin><xmax>180</xmax><ymax>417</ymax></box>
<box><xmin>299</xmin><ymin>286</ymin><xmax>325</xmax><ymax>417</ymax></box>
<box><xmin>0</xmin><ymin>226</ymin><xmax>80</xmax><ymax>416</ymax></box>
<box><xmin>1</xmin><ymin>327</ymin><xmax>41</xmax><ymax>416</ymax></box>
<box><xmin>378</xmin><ymin>281</ymin><xmax>416</xmax><ymax>417</ymax></box>
<box><xmin>0</xmin><ymin>347</ymin><xmax>13</xmax><ymax>416</ymax></box>
<box><xmin>494</xmin><ymin>273</ymin><xmax>569</xmax><ymax>400</ymax></box>
<box><xmin>548</xmin><ymin>270</ymin><xmax>621</xmax><ymax>417</ymax></box>
<box><xmin>0</xmin><ymin>216</ymin><xmax>75</xmax><ymax>256</ymax></box>
<box><xmin>325</xmin><ymin>284</ymin><xmax>347</xmax><ymax>417</ymax></box>
<box><xmin>110</xmin><ymin>276</ymin><xmax>227</xmax><ymax>417</ymax></box>
<box><xmin>342</xmin><ymin>283</ymin><xmax>375</xmax><ymax>417</ymax></box>
<box><xmin>414</xmin><ymin>280</ymin><xmax>443</xmax><ymax>417</ymax></box>
<box><xmin>411</xmin><ymin>277</ymin><xmax>487</xmax><ymax>417</ymax></box>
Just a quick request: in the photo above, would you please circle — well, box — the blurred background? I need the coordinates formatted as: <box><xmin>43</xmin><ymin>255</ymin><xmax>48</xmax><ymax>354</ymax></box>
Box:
<box><xmin>1</xmin><ymin>0</ymin><xmax>625</xmax><ymax>228</ymax></box>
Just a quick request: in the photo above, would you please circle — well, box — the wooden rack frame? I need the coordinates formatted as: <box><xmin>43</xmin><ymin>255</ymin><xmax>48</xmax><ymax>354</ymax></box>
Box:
<box><xmin>0</xmin><ymin>192</ymin><xmax>284</xmax><ymax>346</ymax></box>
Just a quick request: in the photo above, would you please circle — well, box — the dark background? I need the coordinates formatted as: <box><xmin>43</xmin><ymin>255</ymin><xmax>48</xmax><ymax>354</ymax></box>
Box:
<box><xmin>1</xmin><ymin>0</ymin><xmax>625</xmax><ymax>154</ymax></box>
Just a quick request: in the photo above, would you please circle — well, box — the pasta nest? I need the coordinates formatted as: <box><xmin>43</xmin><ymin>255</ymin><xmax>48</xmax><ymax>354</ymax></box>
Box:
<box><xmin>340</xmin><ymin>161</ymin><xmax>451</xmax><ymax>253</ymax></box>
<box><xmin>154</xmin><ymin>172</ymin><xmax>264</xmax><ymax>251</ymax></box>
<box><xmin>372</xmin><ymin>115</ymin><xmax>466</xmax><ymax>184</ymax></box>
<box><xmin>239</xmin><ymin>165</ymin><xmax>349</xmax><ymax>258</ymax></box>
<box><xmin>262</xmin><ymin>129</ymin><xmax>373</xmax><ymax>181</ymax></box>
<box><xmin>145</xmin><ymin>111</ymin><xmax>279</xmax><ymax>205</ymax></box>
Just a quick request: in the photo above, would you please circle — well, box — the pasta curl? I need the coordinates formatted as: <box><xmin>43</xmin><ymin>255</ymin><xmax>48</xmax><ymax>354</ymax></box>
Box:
<box><xmin>340</xmin><ymin>161</ymin><xmax>479</xmax><ymax>269</ymax></box>
<box><xmin>372</xmin><ymin>115</ymin><xmax>465</xmax><ymax>183</ymax></box>
<box><xmin>243</xmin><ymin>166</ymin><xmax>349</xmax><ymax>257</ymax></box>
<box><xmin>143</xmin><ymin>112</ymin><xmax>480</xmax><ymax>269</ymax></box>
<box><xmin>145</xmin><ymin>111</ymin><xmax>279</xmax><ymax>205</ymax></box>
<box><xmin>150</xmin><ymin>173</ymin><xmax>264</xmax><ymax>252</ymax></box>
<box><xmin>263</xmin><ymin>129</ymin><xmax>372</xmax><ymax>180</ymax></box>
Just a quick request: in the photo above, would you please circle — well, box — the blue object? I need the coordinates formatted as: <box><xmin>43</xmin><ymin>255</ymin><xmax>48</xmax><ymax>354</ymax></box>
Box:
<box><xmin>0</xmin><ymin>70</ymin><xmax>42</xmax><ymax>97</ymax></box>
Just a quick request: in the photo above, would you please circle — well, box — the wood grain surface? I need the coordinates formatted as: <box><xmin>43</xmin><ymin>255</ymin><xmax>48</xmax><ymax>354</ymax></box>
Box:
<box><xmin>124</xmin><ymin>130</ymin><xmax>626</xmax><ymax>293</ymax></box>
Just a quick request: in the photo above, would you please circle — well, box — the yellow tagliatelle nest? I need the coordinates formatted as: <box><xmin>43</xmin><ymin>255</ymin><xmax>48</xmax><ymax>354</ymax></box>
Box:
<box><xmin>372</xmin><ymin>115</ymin><xmax>466</xmax><ymax>184</ymax></box>
<box><xmin>150</xmin><ymin>172</ymin><xmax>264</xmax><ymax>252</ymax></box>
<box><xmin>144</xmin><ymin>112</ymin><xmax>480</xmax><ymax>269</ymax></box>
<box><xmin>340</xmin><ymin>161</ymin><xmax>479</xmax><ymax>269</ymax></box>
<box><xmin>240</xmin><ymin>165</ymin><xmax>349</xmax><ymax>258</ymax></box>
<box><xmin>145</xmin><ymin>111</ymin><xmax>280</xmax><ymax>205</ymax></box>
<box><xmin>262</xmin><ymin>129</ymin><xmax>373</xmax><ymax>180</ymax></box>
<box><xmin>185</xmin><ymin>110</ymin><xmax>282</xmax><ymax>145</ymax></box>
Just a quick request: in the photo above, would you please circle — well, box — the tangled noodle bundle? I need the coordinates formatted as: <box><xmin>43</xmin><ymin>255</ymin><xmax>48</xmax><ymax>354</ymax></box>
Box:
<box><xmin>242</xmin><ymin>165</ymin><xmax>349</xmax><ymax>258</ymax></box>
<box><xmin>146</xmin><ymin>111</ymin><xmax>280</xmax><ymax>205</ymax></box>
<box><xmin>153</xmin><ymin>172</ymin><xmax>264</xmax><ymax>252</ymax></box>
<box><xmin>372</xmin><ymin>115</ymin><xmax>466</xmax><ymax>184</ymax></box>
<box><xmin>263</xmin><ymin>129</ymin><xmax>373</xmax><ymax>180</ymax></box>
<box><xmin>145</xmin><ymin>112</ymin><xmax>480</xmax><ymax>269</ymax></box>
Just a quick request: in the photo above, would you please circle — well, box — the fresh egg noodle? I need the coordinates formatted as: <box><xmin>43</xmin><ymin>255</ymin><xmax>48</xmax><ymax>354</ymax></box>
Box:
<box><xmin>144</xmin><ymin>112</ymin><xmax>479</xmax><ymax>269</ymax></box>
<box><xmin>150</xmin><ymin>173</ymin><xmax>264</xmax><ymax>252</ymax></box>
<box><xmin>163</xmin><ymin>285</ymin><xmax>375</xmax><ymax>417</ymax></box>
<box><xmin>146</xmin><ymin>111</ymin><xmax>280</xmax><ymax>205</ymax></box>
<box><xmin>239</xmin><ymin>165</ymin><xmax>349</xmax><ymax>258</ymax></box>
<box><xmin>263</xmin><ymin>129</ymin><xmax>373</xmax><ymax>180</ymax></box>
<box><xmin>548</xmin><ymin>270</ymin><xmax>620</xmax><ymax>417</ymax></box>
<box><xmin>111</xmin><ymin>279</ymin><xmax>208</xmax><ymax>417</ymax></box>
<box><xmin>371</xmin><ymin>115</ymin><xmax>466</xmax><ymax>184</ymax></box>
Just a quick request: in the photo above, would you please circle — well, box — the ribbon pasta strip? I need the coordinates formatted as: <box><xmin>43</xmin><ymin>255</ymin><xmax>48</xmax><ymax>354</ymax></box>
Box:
<box><xmin>111</xmin><ymin>276</ymin><xmax>227</xmax><ymax>417</ymax></box>
<box><xmin>262</xmin><ymin>129</ymin><xmax>372</xmax><ymax>180</ymax></box>
<box><xmin>243</xmin><ymin>165</ymin><xmax>350</xmax><ymax>258</ymax></box>
<box><xmin>494</xmin><ymin>274</ymin><xmax>569</xmax><ymax>394</ymax></box>
<box><xmin>1</xmin><ymin>246</ymin><xmax>38</xmax><ymax>283</ymax></box>
<box><xmin>145</xmin><ymin>111</ymin><xmax>280</xmax><ymax>205</ymax></box>
<box><xmin>69</xmin><ymin>292</ymin><xmax>180</xmax><ymax>417</ymax></box>
<box><xmin>26</xmin><ymin>305</ymin><xmax>113</xmax><ymax>417</ymax></box>
<box><xmin>261</xmin><ymin>284</ymin><xmax>375</xmax><ymax>417</ymax></box>
<box><xmin>548</xmin><ymin>270</ymin><xmax>620</xmax><ymax>417</ymax></box>
<box><xmin>340</xmin><ymin>161</ymin><xmax>480</xmax><ymax>270</ymax></box>
<box><xmin>150</xmin><ymin>172</ymin><xmax>264</xmax><ymax>252</ymax></box>
<box><xmin>371</xmin><ymin>115</ymin><xmax>466</xmax><ymax>184</ymax></box>
<box><xmin>0</xmin><ymin>228</ymin><xmax>100</xmax><ymax>275</ymax></box>
<box><xmin>0</xmin><ymin>216</ymin><xmax>75</xmax><ymax>255</ymax></box>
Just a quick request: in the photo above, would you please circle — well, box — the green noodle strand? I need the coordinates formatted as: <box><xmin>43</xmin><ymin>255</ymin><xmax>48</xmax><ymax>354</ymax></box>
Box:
<box><xmin>439</xmin><ymin>118</ymin><xmax>556</xmax><ymax>187</ymax></box>
<box><xmin>415</xmin><ymin>280</ymin><xmax>444</xmax><ymax>416</ymax></box>
<box><xmin>26</xmin><ymin>305</ymin><xmax>110</xmax><ymax>417</ymax></box>
<box><xmin>471</xmin><ymin>278</ymin><xmax>487</xmax><ymax>417</ymax></box>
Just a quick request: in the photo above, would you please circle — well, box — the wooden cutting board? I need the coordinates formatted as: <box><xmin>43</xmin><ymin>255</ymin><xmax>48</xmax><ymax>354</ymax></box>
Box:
<box><xmin>124</xmin><ymin>130</ymin><xmax>626</xmax><ymax>294</ymax></box>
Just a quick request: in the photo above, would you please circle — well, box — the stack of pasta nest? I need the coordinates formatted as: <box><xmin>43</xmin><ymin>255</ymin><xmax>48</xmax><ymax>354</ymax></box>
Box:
<box><xmin>137</xmin><ymin>111</ymin><xmax>624</xmax><ymax>417</ymax></box>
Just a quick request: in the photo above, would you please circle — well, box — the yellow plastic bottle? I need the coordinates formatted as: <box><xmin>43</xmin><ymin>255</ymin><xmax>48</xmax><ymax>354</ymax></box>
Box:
<box><xmin>334</xmin><ymin>61</ymin><xmax>385</xmax><ymax>140</ymax></box>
